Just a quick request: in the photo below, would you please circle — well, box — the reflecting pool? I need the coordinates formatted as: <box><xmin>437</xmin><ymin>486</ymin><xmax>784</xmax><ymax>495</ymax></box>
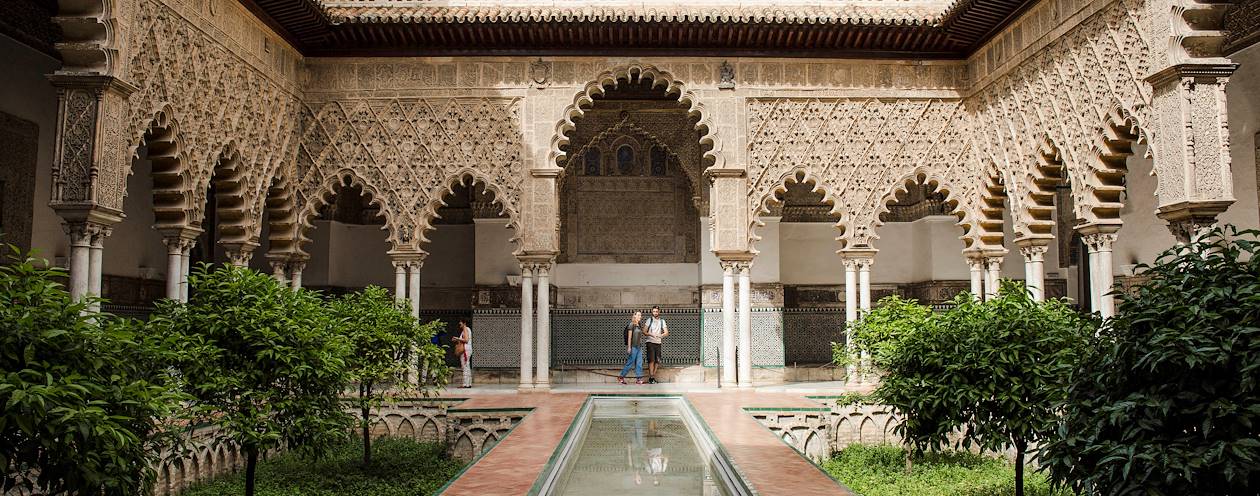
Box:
<box><xmin>534</xmin><ymin>396</ymin><xmax>750</xmax><ymax>496</ymax></box>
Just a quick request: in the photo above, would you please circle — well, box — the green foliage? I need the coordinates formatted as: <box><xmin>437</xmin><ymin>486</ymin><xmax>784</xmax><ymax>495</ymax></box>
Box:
<box><xmin>0</xmin><ymin>248</ymin><xmax>185</xmax><ymax>495</ymax></box>
<box><xmin>181</xmin><ymin>436</ymin><xmax>464</xmax><ymax>496</ymax></box>
<box><xmin>822</xmin><ymin>444</ymin><xmax>1067</xmax><ymax>496</ymax></box>
<box><xmin>330</xmin><ymin>286</ymin><xmax>447</xmax><ymax>464</ymax></box>
<box><xmin>833</xmin><ymin>295</ymin><xmax>932</xmax><ymax>369</ymax></box>
<box><xmin>151</xmin><ymin>264</ymin><xmax>353</xmax><ymax>496</ymax></box>
<box><xmin>1042</xmin><ymin>227</ymin><xmax>1260</xmax><ymax>495</ymax></box>
<box><xmin>875</xmin><ymin>282</ymin><xmax>1092</xmax><ymax>496</ymax></box>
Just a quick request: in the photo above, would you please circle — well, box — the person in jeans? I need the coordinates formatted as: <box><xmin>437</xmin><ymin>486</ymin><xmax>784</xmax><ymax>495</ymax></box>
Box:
<box><xmin>643</xmin><ymin>306</ymin><xmax>669</xmax><ymax>384</ymax></box>
<box><xmin>618</xmin><ymin>311</ymin><xmax>646</xmax><ymax>385</ymax></box>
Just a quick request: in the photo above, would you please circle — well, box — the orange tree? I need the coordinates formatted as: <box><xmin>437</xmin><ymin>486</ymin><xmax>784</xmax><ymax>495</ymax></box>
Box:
<box><xmin>330</xmin><ymin>286</ymin><xmax>446</xmax><ymax>466</ymax></box>
<box><xmin>152</xmin><ymin>264</ymin><xmax>352</xmax><ymax>496</ymax></box>
<box><xmin>1043</xmin><ymin>227</ymin><xmax>1260</xmax><ymax>495</ymax></box>
<box><xmin>0</xmin><ymin>249</ymin><xmax>185</xmax><ymax>495</ymax></box>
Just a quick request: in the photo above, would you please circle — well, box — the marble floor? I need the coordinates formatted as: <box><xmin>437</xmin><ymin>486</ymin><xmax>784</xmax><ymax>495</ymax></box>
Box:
<box><xmin>438</xmin><ymin>383</ymin><xmax>866</xmax><ymax>495</ymax></box>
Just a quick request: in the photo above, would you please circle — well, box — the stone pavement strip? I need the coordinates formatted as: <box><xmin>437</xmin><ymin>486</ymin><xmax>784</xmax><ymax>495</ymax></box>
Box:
<box><xmin>437</xmin><ymin>390</ymin><xmax>851</xmax><ymax>496</ymax></box>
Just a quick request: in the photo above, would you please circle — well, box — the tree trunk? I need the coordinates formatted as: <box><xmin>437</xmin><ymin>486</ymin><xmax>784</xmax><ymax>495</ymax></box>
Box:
<box><xmin>362</xmin><ymin>405</ymin><xmax>372</xmax><ymax>466</ymax></box>
<box><xmin>245</xmin><ymin>446</ymin><xmax>259</xmax><ymax>496</ymax></box>
<box><xmin>1014</xmin><ymin>439</ymin><xmax>1026</xmax><ymax>496</ymax></box>
<box><xmin>904</xmin><ymin>446</ymin><xmax>914</xmax><ymax>474</ymax></box>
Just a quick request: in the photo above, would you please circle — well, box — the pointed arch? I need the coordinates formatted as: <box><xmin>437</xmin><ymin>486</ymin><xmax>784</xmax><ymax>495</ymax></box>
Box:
<box><xmin>131</xmin><ymin>105</ymin><xmax>195</xmax><ymax>231</ymax></box>
<box><xmin>865</xmin><ymin>169</ymin><xmax>975</xmax><ymax>250</ymax></box>
<box><xmin>293</xmin><ymin>170</ymin><xmax>399</xmax><ymax>256</ymax></box>
<box><xmin>414</xmin><ymin>169</ymin><xmax>522</xmax><ymax>252</ymax></box>
<box><xmin>195</xmin><ymin>143</ymin><xmax>255</xmax><ymax>248</ymax></box>
<box><xmin>749</xmin><ymin>168</ymin><xmax>848</xmax><ymax>251</ymax></box>
<box><xmin>1082</xmin><ymin>103</ymin><xmax>1147</xmax><ymax>226</ymax></box>
<box><xmin>550</xmin><ymin>63</ymin><xmax>723</xmax><ymax>171</ymax></box>
<box><xmin>1017</xmin><ymin>134</ymin><xmax>1069</xmax><ymax>241</ymax></box>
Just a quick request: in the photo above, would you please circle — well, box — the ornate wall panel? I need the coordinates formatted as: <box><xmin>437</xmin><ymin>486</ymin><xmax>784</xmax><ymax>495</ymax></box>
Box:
<box><xmin>293</xmin><ymin>97</ymin><xmax>524</xmax><ymax>252</ymax></box>
<box><xmin>966</xmin><ymin>0</ymin><xmax>1158</xmax><ymax>235</ymax></box>
<box><xmin>0</xmin><ymin>112</ymin><xmax>38</xmax><ymax>253</ymax></box>
<box><xmin>116</xmin><ymin>0</ymin><xmax>303</xmax><ymax>247</ymax></box>
<box><xmin>746</xmin><ymin>98</ymin><xmax>981</xmax><ymax>249</ymax></box>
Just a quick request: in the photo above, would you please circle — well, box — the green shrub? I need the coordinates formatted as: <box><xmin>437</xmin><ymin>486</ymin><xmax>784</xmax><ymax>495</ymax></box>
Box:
<box><xmin>151</xmin><ymin>264</ymin><xmax>353</xmax><ymax>496</ymax></box>
<box><xmin>875</xmin><ymin>282</ymin><xmax>1093</xmax><ymax>496</ymax></box>
<box><xmin>181</xmin><ymin>436</ymin><xmax>465</xmax><ymax>496</ymax></box>
<box><xmin>822</xmin><ymin>444</ymin><xmax>1067</xmax><ymax>496</ymax></box>
<box><xmin>0</xmin><ymin>248</ymin><xmax>185</xmax><ymax>495</ymax></box>
<box><xmin>1043</xmin><ymin>227</ymin><xmax>1260</xmax><ymax>495</ymax></box>
<box><xmin>832</xmin><ymin>295</ymin><xmax>931</xmax><ymax>369</ymax></box>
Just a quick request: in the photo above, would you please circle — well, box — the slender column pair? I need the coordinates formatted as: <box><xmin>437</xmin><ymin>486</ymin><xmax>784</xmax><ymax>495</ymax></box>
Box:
<box><xmin>162</xmin><ymin>232</ymin><xmax>198</xmax><ymax>301</ymax></box>
<box><xmin>719</xmin><ymin>261</ymin><xmax>738</xmax><ymax>387</ymax></box>
<box><xmin>841</xmin><ymin>250</ymin><xmax>875</xmax><ymax>383</ymax></box>
<box><xmin>1017</xmin><ymin>240</ymin><xmax>1050</xmax><ymax>302</ymax></box>
<box><xmin>64</xmin><ymin>220</ymin><xmax>114</xmax><ymax>311</ymax></box>
<box><xmin>391</xmin><ymin>257</ymin><xmax>424</xmax><ymax>318</ymax></box>
<box><xmin>270</xmin><ymin>258</ymin><xmax>307</xmax><ymax>291</ymax></box>
<box><xmin>966</xmin><ymin>256</ymin><xmax>985</xmax><ymax>300</ymax></box>
<box><xmin>516</xmin><ymin>260</ymin><xmax>553</xmax><ymax>390</ymax></box>
<box><xmin>1079</xmin><ymin>229</ymin><xmax>1118</xmax><ymax>318</ymax></box>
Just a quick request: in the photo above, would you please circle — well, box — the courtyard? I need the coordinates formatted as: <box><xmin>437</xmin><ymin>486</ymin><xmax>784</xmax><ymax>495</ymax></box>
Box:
<box><xmin>3</xmin><ymin>0</ymin><xmax>1260</xmax><ymax>494</ymax></box>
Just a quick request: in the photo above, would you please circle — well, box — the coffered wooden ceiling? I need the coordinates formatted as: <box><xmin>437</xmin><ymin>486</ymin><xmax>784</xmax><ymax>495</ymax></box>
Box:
<box><xmin>242</xmin><ymin>0</ymin><xmax>1040</xmax><ymax>59</ymax></box>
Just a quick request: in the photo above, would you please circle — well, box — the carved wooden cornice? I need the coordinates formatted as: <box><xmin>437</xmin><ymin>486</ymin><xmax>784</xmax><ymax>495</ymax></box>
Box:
<box><xmin>237</xmin><ymin>0</ymin><xmax>1041</xmax><ymax>58</ymax></box>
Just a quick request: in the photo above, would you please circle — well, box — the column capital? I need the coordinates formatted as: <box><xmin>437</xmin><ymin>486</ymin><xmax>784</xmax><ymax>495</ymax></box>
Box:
<box><xmin>719</xmin><ymin>259</ymin><xmax>741</xmax><ymax>273</ymax></box>
<box><xmin>1080</xmin><ymin>232</ymin><xmax>1118</xmax><ymax>252</ymax></box>
<box><xmin>220</xmin><ymin>241</ymin><xmax>260</xmax><ymax>267</ymax></box>
<box><xmin>839</xmin><ymin>248</ymin><xmax>876</xmax><ymax>269</ymax></box>
<box><xmin>288</xmin><ymin>260</ymin><xmax>307</xmax><ymax>272</ymax></box>
<box><xmin>1157</xmin><ymin>200</ymin><xmax>1230</xmax><ymax>243</ymax></box>
<box><xmin>62</xmin><ymin>213</ymin><xmax>118</xmax><ymax>246</ymax></box>
<box><xmin>159</xmin><ymin>226</ymin><xmax>202</xmax><ymax>252</ymax></box>
<box><xmin>1015</xmin><ymin>238</ymin><xmax>1051</xmax><ymax>262</ymax></box>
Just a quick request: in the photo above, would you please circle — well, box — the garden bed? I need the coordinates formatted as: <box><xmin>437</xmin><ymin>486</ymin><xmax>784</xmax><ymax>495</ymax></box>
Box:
<box><xmin>181</xmin><ymin>436</ymin><xmax>465</xmax><ymax>496</ymax></box>
<box><xmin>822</xmin><ymin>444</ymin><xmax>1068</xmax><ymax>496</ymax></box>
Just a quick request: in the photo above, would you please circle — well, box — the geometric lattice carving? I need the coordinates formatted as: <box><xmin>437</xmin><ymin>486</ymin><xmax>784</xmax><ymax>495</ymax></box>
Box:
<box><xmin>294</xmin><ymin>98</ymin><xmax>523</xmax><ymax>253</ymax></box>
<box><xmin>783</xmin><ymin>309</ymin><xmax>846</xmax><ymax>365</ymax></box>
<box><xmin>551</xmin><ymin>309</ymin><xmax>701</xmax><ymax>367</ymax></box>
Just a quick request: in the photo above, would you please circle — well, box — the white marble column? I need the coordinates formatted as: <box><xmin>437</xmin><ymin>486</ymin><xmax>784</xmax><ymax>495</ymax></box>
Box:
<box><xmin>535</xmin><ymin>262</ymin><xmax>552</xmax><ymax>390</ymax></box>
<box><xmin>66</xmin><ymin>224</ymin><xmax>92</xmax><ymax>301</ymax></box>
<box><xmin>179</xmin><ymin>245</ymin><xmax>191</xmax><ymax>301</ymax></box>
<box><xmin>983</xmin><ymin>256</ymin><xmax>1003</xmax><ymax>300</ymax></box>
<box><xmin>289</xmin><ymin>261</ymin><xmax>305</xmax><ymax>290</ymax></box>
<box><xmin>163</xmin><ymin>238</ymin><xmax>188</xmax><ymax>300</ymax></box>
<box><xmin>857</xmin><ymin>258</ymin><xmax>872</xmax><ymax>314</ymax></box>
<box><xmin>408</xmin><ymin>261</ymin><xmax>421</xmax><ymax>318</ymax></box>
<box><xmin>1082</xmin><ymin>232</ymin><xmax>1118</xmax><ymax>317</ymax></box>
<box><xmin>967</xmin><ymin>256</ymin><xmax>984</xmax><ymax>301</ymax></box>
<box><xmin>519</xmin><ymin>263</ymin><xmax>535</xmax><ymax>390</ymax></box>
<box><xmin>87</xmin><ymin>227</ymin><xmax>109</xmax><ymax>313</ymax></box>
<box><xmin>842</xmin><ymin>258</ymin><xmax>858</xmax><ymax>380</ymax></box>
<box><xmin>393</xmin><ymin>261</ymin><xmax>407</xmax><ymax>302</ymax></box>
<box><xmin>1018</xmin><ymin>242</ymin><xmax>1049</xmax><ymax>301</ymax></box>
<box><xmin>736</xmin><ymin>261</ymin><xmax>752</xmax><ymax>388</ymax></box>
<box><xmin>720</xmin><ymin>261</ymin><xmax>737</xmax><ymax>387</ymax></box>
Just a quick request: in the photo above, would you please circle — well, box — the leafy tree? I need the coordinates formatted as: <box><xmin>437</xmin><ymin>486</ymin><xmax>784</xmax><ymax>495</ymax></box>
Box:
<box><xmin>1043</xmin><ymin>227</ymin><xmax>1260</xmax><ymax>495</ymax></box>
<box><xmin>833</xmin><ymin>295</ymin><xmax>932</xmax><ymax>370</ymax></box>
<box><xmin>152</xmin><ymin>264</ymin><xmax>353</xmax><ymax>496</ymax></box>
<box><xmin>330</xmin><ymin>286</ymin><xmax>446</xmax><ymax>466</ymax></box>
<box><xmin>0</xmin><ymin>248</ymin><xmax>185</xmax><ymax>495</ymax></box>
<box><xmin>877</xmin><ymin>282</ymin><xmax>1092</xmax><ymax>496</ymax></box>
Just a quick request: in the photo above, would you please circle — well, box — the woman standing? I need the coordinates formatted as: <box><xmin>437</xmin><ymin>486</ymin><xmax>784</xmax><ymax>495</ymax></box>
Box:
<box><xmin>452</xmin><ymin>320</ymin><xmax>473</xmax><ymax>388</ymax></box>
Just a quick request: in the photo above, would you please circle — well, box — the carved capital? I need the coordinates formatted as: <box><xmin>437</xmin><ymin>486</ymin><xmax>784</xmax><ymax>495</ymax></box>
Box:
<box><xmin>288</xmin><ymin>260</ymin><xmax>307</xmax><ymax>274</ymax></box>
<box><xmin>719</xmin><ymin>260</ymin><xmax>741</xmax><ymax>273</ymax></box>
<box><xmin>1015</xmin><ymin>238</ymin><xmax>1051</xmax><ymax>262</ymax></box>
<box><xmin>1081</xmin><ymin>233</ymin><xmax>1118</xmax><ymax>253</ymax></box>
<box><xmin>965</xmin><ymin>257</ymin><xmax>986</xmax><ymax>271</ymax></box>
<box><xmin>221</xmin><ymin>241</ymin><xmax>259</xmax><ymax>267</ymax></box>
<box><xmin>1157</xmin><ymin>200</ymin><xmax>1230</xmax><ymax>243</ymax></box>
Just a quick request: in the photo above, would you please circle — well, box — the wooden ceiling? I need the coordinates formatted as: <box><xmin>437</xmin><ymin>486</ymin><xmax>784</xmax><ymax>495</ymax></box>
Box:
<box><xmin>246</xmin><ymin>0</ymin><xmax>1037</xmax><ymax>59</ymax></box>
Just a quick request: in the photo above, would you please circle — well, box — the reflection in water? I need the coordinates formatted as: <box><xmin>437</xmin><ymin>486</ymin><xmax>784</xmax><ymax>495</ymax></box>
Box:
<box><xmin>552</xmin><ymin>417</ymin><xmax>727</xmax><ymax>495</ymax></box>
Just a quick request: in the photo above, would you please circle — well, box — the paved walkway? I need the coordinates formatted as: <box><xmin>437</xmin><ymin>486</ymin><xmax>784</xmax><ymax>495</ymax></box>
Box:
<box><xmin>438</xmin><ymin>384</ymin><xmax>858</xmax><ymax>495</ymax></box>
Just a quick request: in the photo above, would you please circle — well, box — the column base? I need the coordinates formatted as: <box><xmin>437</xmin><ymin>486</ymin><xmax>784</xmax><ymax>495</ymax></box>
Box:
<box><xmin>517</xmin><ymin>384</ymin><xmax>536</xmax><ymax>392</ymax></box>
<box><xmin>532</xmin><ymin>383</ymin><xmax>551</xmax><ymax>392</ymax></box>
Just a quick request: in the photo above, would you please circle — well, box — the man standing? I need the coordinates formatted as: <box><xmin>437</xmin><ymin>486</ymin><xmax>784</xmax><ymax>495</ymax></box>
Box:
<box><xmin>643</xmin><ymin>306</ymin><xmax>668</xmax><ymax>384</ymax></box>
<box><xmin>618</xmin><ymin>311</ymin><xmax>645</xmax><ymax>385</ymax></box>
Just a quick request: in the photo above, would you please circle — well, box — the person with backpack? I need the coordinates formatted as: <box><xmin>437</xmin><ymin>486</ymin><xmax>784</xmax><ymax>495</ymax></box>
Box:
<box><xmin>618</xmin><ymin>311</ymin><xmax>646</xmax><ymax>385</ymax></box>
<box><xmin>643</xmin><ymin>306</ymin><xmax>669</xmax><ymax>384</ymax></box>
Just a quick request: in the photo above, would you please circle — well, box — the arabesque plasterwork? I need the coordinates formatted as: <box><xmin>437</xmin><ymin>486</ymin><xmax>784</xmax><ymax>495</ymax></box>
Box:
<box><xmin>45</xmin><ymin>0</ymin><xmax>1241</xmax><ymax>262</ymax></box>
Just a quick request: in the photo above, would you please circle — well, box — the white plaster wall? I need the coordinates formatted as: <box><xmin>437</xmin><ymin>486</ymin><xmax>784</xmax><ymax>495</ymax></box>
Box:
<box><xmin>1223</xmin><ymin>44</ymin><xmax>1260</xmax><ymax>234</ymax></box>
<box><xmin>554</xmin><ymin>263</ymin><xmax>700</xmax><ymax>286</ymax></box>
<box><xmin>698</xmin><ymin>216</ymin><xmax>722</xmax><ymax>285</ymax></box>
<box><xmin>303</xmin><ymin>220</ymin><xmax>394</xmax><ymax>288</ymax></box>
<box><xmin>778</xmin><ymin>217</ymin><xmax>979</xmax><ymax>285</ymax></box>
<box><xmin>473</xmin><ymin>219</ymin><xmax>518</xmax><ymax>285</ymax></box>
<box><xmin>422</xmin><ymin>224</ymin><xmax>474</xmax><ymax>287</ymax></box>
<box><xmin>0</xmin><ymin>35</ymin><xmax>64</xmax><ymax>262</ymax></box>
<box><xmin>100</xmin><ymin>153</ymin><xmax>169</xmax><ymax>279</ymax></box>
<box><xmin>751</xmin><ymin>216</ymin><xmax>781</xmax><ymax>283</ymax></box>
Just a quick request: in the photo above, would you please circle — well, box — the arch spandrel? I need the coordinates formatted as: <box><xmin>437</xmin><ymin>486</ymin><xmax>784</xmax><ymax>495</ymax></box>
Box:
<box><xmin>414</xmin><ymin>169</ymin><xmax>522</xmax><ymax>253</ymax></box>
